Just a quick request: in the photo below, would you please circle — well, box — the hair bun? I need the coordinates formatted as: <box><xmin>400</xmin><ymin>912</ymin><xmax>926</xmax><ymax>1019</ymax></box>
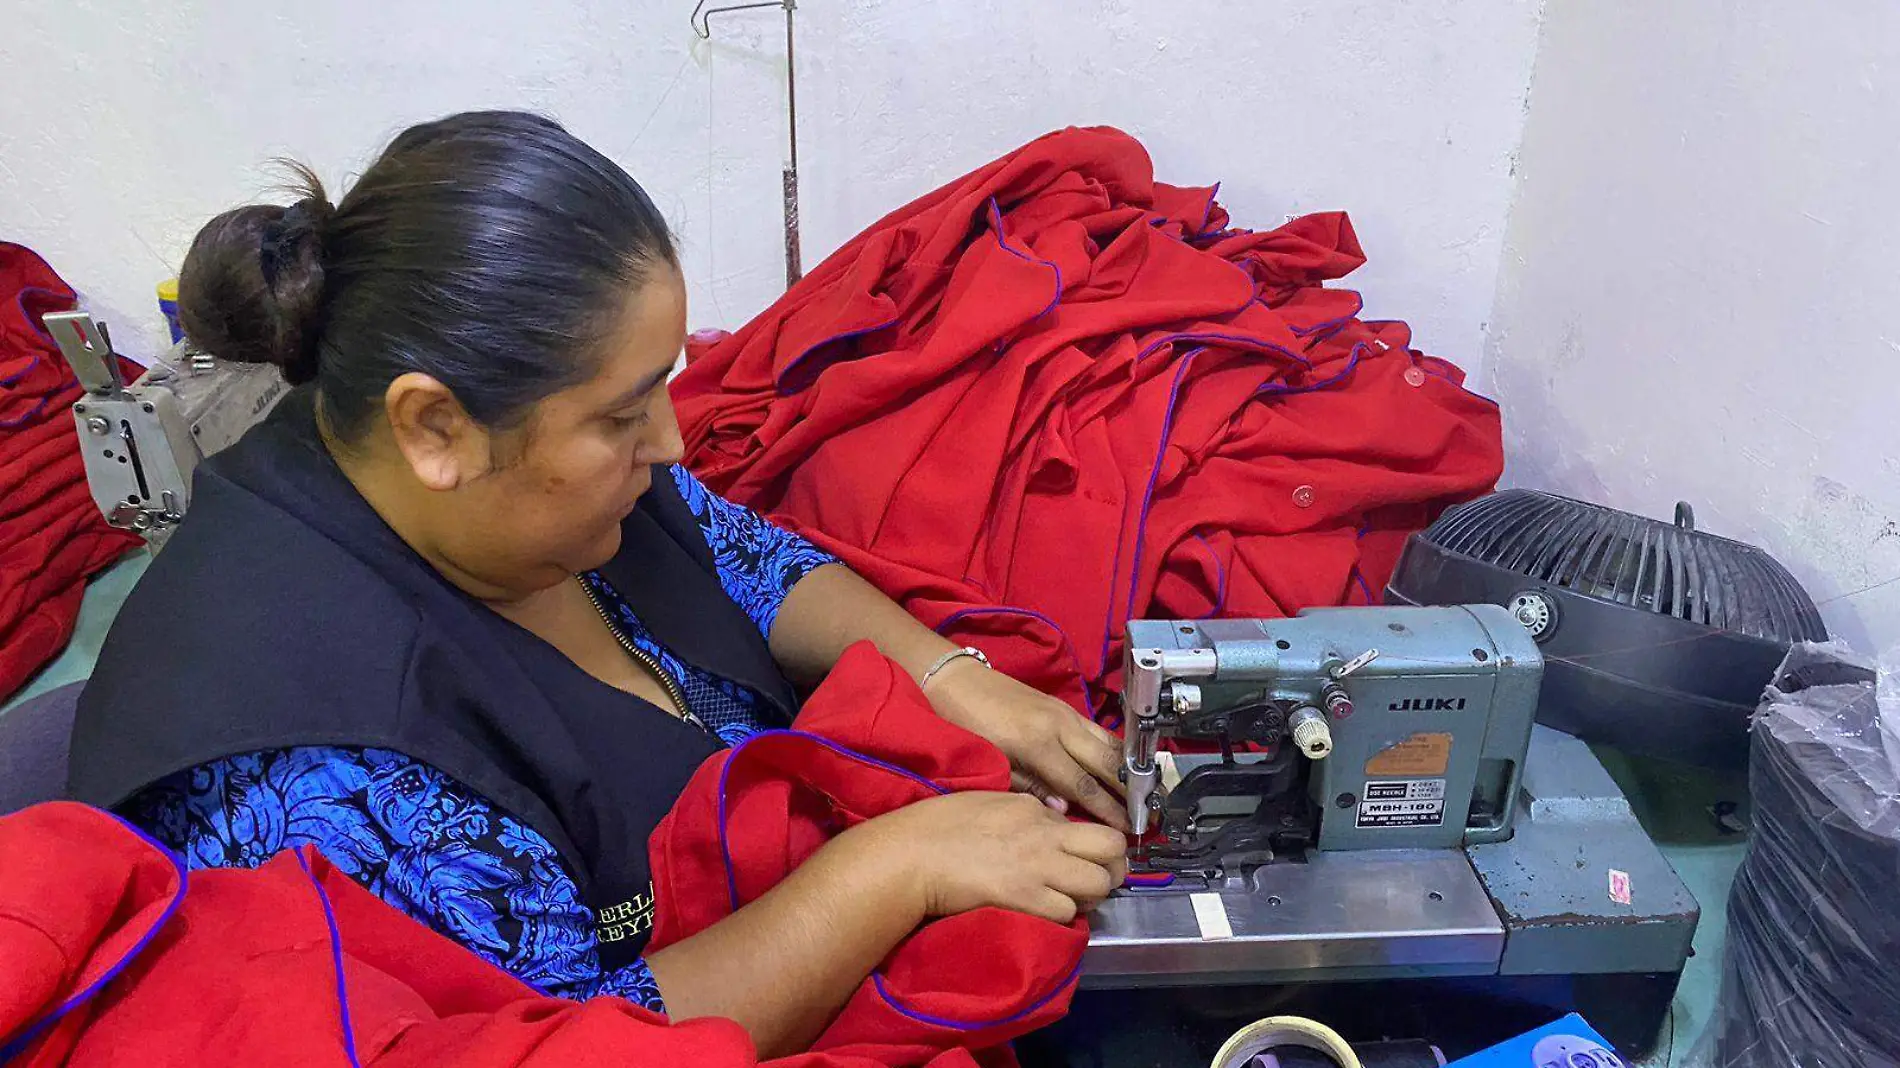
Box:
<box><xmin>177</xmin><ymin>165</ymin><xmax>334</xmax><ymax>384</ymax></box>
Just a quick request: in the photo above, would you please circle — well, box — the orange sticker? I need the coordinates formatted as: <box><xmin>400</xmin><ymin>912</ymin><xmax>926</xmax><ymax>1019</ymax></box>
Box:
<box><xmin>1364</xmin><ymin>732</ymin><xmax>1454</xmax><ymax>777</ymax></box>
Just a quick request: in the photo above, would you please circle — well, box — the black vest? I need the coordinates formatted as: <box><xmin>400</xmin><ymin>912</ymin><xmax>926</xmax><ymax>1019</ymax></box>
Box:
<box><xmin>68</xmin><ymin>389</ymin><xmax>796</xmax><ymax>968</ymax></box>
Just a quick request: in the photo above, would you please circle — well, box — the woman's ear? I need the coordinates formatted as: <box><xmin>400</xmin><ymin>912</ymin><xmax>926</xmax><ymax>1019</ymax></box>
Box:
<box><xmin>383</xmin><ymin>372</ymin><xmax>490</xmax><ymax>491</ymax></box>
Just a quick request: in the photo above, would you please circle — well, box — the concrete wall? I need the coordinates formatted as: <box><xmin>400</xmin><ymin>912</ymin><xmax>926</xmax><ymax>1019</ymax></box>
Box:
<box><xmin>2</xmin><ymin>0</ymin><xmax>1545</xmax><ymax>378</ymax></box>
<box><xmin>1488</xmin><ymin>0</ymin><xmax>1900</xmax><ymax>652</ymax></box>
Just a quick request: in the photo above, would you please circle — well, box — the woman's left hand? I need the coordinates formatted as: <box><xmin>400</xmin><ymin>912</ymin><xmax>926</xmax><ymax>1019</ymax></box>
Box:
<box><xmin>923</xmin><ymin>659</ymin><xmax>1129</xmax><ymax>830</ymax></box>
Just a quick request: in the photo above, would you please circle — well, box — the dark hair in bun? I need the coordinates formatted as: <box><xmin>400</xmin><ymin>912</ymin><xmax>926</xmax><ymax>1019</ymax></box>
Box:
<box><xmin>178</xmin><ymin>164</ymin><xmax>332</xmax><ymax>384</ymax></box>
<box><xmin>176</xmin><ymin>110</ymin><xmax>677</xmax><ymax>439</ymax></box>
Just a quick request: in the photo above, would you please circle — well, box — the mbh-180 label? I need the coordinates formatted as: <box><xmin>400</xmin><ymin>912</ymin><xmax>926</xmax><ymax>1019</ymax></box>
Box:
<box><xmin>1356</xmin><ymin>779</ymin><xmax>1446</xmax><ymax>828</ymax></box>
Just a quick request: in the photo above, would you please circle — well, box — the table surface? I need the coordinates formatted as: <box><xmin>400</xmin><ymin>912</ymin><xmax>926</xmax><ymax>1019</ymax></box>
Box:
<box><xmin>1</xmin><ymin>552</ymin><xmax>1750</xmax><ymax>1066</ymax></box>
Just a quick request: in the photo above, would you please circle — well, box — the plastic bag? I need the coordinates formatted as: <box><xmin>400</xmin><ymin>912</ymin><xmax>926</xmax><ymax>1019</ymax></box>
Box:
<box><xmin>1690</xmin><ymin>642</ymin><xmax>1900</xmax><ymax>1067</ymax></box>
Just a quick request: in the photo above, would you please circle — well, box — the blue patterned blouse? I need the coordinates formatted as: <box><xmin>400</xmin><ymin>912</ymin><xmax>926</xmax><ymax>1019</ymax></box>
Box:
<box><xmin>122</xmin><ymin>466</ymin><xmax>836</xmax><ymax>1012</ymax></box>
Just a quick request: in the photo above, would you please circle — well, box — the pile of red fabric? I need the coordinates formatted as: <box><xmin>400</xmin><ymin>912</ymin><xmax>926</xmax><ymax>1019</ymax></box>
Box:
<box><xmin>675</xmin><ymin>126</ymin><xmax>1504</xmax><ymax>720</ymax></box>
<box><xmin>0</xmin><ymin>802</ymin><xmax>754</xmax><ymax>1068</ymax></box>
<box><xmin>0</xmin><ymin>243</ymin><xmax>141</xmax><ymax>701</ymax></box>
<box><xmin>1</xmin><ymin>645</ymin><xmax>1075</xmax><ymax>1068</ymax></box>
<box><xmin>650</xmin><ymin>642</ymin><xmax>1085</xmax><ymax>1068</ymax></box>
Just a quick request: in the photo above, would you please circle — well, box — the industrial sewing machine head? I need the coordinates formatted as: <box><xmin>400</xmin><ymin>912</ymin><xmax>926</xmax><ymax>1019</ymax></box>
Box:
<box><xmin>1085</xmin><ymin>604</ymin><xmax>1700</xmax><ymax>1057</ymax></box>
<box><xmin>1120</xmin><ymin>604</ymin><xmax>1543</xmax><ymax>878</ymax></box>
<box><xmin>43</xmin><ymin>311</ymin><xmax>287</xmax><ymax>551</ymax></box>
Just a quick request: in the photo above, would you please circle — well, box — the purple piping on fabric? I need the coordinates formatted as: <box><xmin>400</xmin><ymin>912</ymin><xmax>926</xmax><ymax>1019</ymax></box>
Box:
<box><xmin>1349</xmin><ymin>520</ymin><xmax>1380</xmax><ymax>605</ymax></box>
<box><xmin>1413</xmin><ymin>354</ymin><xmax>1501</xmax><ymax>409</ymax></box>
<box><xmin>714</xmin><ymin>729</ymin><xmax>951</xmax><ymax>911</ymax></box>
<box><xmin>1</xmin><ymin>282</ymin><xmax>78</xmax><ymax>390</ymax></box>
<box><xmin>0</xmin><ymin>396</ymin><xmax>50</xmax><ymax>429</ymax></box>
<box><xmin>1115</xmin><ymin>350</ymin><xmax>1203</xmax><ymax>647</ymax></box>
<box><xmin>1286</xmin><ymin>292</ymin><xmax>1365</xmax><ymax>339</ymax></box>
<box><xmin>1189</xmin><ymin>534</ymin><xmax>1229</xmax><ymax>616</ymax></box>
<box><xmin>1351</xmin><ymin>567</ymin><xmax>1377</xmax><ymax>605</ymax></box>
<box><xmin>16</xmin><ymin>285</ymin><xmax>72</xmax><ymax>343</ymax></box>
<box><xmin>1255</xmin><ymin>342</ymin><xmax>1365</xmax><ymax>397</ymax></box>
<box><xmin>0</xmin><ymin>354</ymin><xmax>39</xmax><ymax>388</ymax></box>
<box><xmin>986</xmin><ymin>198</ymin><xmax>1063</xmax><ymax>322</ymax></box>
<box><xmin>933</xmin><ymin>605</ymin><xmax>1097</xmax><ymax>712</ymax></box>
<box><xmin>1131</xmin><ymin>330</ymin><xmax>1312</xmax><ymax>371</ymax></box>
<box><xmin>772</xmin><ymin>314</ymin><xmax>906</xmax><ymax>397</ymax></box>
<box><xmin>293</xmin><ymin>849</ymin><xmax>364</xmax><ymax>1068</ymax></box>
<box><xmin>1190</xmin><ymin>227</ymin><xmax>1255</xmax><ymax>246</ymax></box>
<box><xmin>1122</xmin><ymin>872</ymin><xmax>1176</xmax><ymax>889</ymax></box>
<box><xmin>1145</xmin><ymin>215</ymin><xmax>1262</xmax><ymax>300</ymax></box>
<box><xmin>1193</xmin><ymin>182</ymin><xmax>1221</xmax><ymax>238</ymax></box>
<box><xmin>871</xmin><ymin>957</ymin><xmax>1083</xmax><ymax>1032</ymax></box>
<box><xmin>0</xmin><ymin>815</ymin><xmax>190</xmax><ymax>1064</ymax></box>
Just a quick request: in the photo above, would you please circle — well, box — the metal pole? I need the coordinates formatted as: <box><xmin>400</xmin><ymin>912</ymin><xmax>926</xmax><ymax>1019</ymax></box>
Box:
<box><xmin>692</xmin><ymin>0</ymin><xmax>803</xmax><ymax>289</ymax></box>
<box><xmin>782</xmin><ymin>0</ymin><xmax>802</xmax><ymax>287</ymax></box>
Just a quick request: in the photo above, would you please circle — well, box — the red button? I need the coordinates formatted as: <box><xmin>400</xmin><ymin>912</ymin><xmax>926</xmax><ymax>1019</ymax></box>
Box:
<box><xmin>1404</xmin><ymin>367</ymin><xmax>1427</xmax><ymax>387</ymax></box>
<box><xmin>1293</xmin><ymin>485</ymin><xmax>1316</xmax><ymax>508</ymax></box>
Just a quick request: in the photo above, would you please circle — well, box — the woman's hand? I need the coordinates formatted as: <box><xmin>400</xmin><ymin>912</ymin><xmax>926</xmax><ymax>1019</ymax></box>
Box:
<box><xmin>922</xmin><ymin>660</ymin><xmax>1130</xmax><ymax>830</ymax></box>
<box><xmin>646</xmin><ymin>789</ymin><xmax>1125</xmax><ymax>1054</ymax></box>
<box><xmin>767</xmin><ymin>565</ymin><xmax>1128</xmax><ymax>828</ymax></box>
<box><xmin>854</xmin><ymin>791</ymin><xmax>1128</xmax><ymax>923</ymax></box>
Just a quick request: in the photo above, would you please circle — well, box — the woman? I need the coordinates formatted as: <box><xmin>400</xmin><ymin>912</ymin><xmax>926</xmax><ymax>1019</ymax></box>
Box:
<box><xmin>69</xmin><ymin>111</ymin><xmax>1126</xmax><ymax>1057</ymax></box>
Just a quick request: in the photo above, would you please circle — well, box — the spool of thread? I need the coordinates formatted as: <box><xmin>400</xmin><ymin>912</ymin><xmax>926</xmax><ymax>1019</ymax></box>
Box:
<box><xmin>1211</xmin><ymin>1017</ymin><xmax>1363</xmax><ymax>1068</ymax></box>
<box><xmin>157</xmin><ymin>278</ymin><xmax>183</xmax><ymax>344</ymax></box>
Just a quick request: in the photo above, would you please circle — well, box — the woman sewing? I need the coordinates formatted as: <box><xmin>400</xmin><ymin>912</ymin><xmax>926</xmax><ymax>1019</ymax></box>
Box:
<box><xmin>69</xmin><ymin>111</ymin><xmax>1126</xmax><ymax>1057</ymax></box>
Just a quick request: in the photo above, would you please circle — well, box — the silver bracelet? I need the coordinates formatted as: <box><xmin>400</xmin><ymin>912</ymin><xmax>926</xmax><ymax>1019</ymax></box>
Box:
<box><xmin>919</xmin><ymin>646</ymin><xmax>991</xmax><ymax>690</ymax></box>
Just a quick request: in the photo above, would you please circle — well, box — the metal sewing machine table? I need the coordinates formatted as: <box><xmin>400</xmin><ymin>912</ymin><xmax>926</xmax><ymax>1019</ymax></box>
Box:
<box><xmin>1029</xmin><ymin>608</ymin><xmax>1697</xmax><ymax>1065</ymax></box>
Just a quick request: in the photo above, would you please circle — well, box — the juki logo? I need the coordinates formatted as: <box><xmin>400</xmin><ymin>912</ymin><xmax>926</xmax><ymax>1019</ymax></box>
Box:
<box><xmin>1388</xmin><ymin>697</ymin><xmax>1467</xmax><ymax>712</ymax></box>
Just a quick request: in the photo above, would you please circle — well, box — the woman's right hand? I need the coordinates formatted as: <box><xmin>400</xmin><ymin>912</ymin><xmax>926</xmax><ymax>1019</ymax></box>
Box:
<box><xmin>646</xmin><ymin>792</ymin><xmax>1125</xmax><ymax>1055</ymax></box>
<box><xmin>848</xmin><ymin>791</ymin><xmax>1128</xmax><ymax>925</ymax></box>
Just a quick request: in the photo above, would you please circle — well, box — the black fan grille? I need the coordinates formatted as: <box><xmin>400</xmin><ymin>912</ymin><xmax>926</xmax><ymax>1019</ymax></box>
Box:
<box><xmin>1424</xmin><ymin>490</ymin><xmax>1826</xmax><ymax>642</ymax></box>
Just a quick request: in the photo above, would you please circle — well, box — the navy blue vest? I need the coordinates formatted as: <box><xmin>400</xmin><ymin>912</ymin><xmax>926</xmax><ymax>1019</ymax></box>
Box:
<box><xmin>69</xmin><ymin>389</ymin><xmax>796</xmax><ymax>968</ymax></box>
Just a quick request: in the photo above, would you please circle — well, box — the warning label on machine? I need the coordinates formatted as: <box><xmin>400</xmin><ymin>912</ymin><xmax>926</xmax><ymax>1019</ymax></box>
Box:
<box><xmin>1356</xmin><ymin>779</ymin><xmax>1447</xmax><ymax>828</ymax></box>
<box><xmin>1363</xmin><ymin>731</ymin><xmax>1454</xmax><ymax>777</ymax></box>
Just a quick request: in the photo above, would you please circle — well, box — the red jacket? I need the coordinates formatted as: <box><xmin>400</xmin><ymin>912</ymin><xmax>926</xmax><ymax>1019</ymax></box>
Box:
<box><xmin>0</xmin><ymin>802</ymin><xmax>757</xmax><ymax>1068</ymax></box>
<box><xmin>674</xmin><ymin>127</ymin><xmax>1502</xmax><ymax>720</ymax></box>
<box><xmin>1</xmin><ymin>646</ymin><xmax>1072</xmax><ymax>1068</ymax></box>
<box><xmin>650</xmin><ymin>642</ymin><xmax>1085</xmax><ymax>1068</ymax></box>
<box><xmin>0</xmin><ymin>243</ymin><xmax>142</xmax><ymax>700</ymax></box>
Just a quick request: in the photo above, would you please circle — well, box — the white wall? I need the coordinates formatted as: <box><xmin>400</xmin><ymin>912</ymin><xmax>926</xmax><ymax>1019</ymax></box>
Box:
<box><xmin>2</xmin><ymin>0</ymin><xmax>1545</xmax><ymax>379</ymax></box>
<box><xmin>13</xmin><ymin>0</ymin><xmax>1891</xmax><ymax>647</ymax></box>
<box><xmin>1488</xmin><ymin>0</ymin><xmax>1900</xmax><ymax>653</ymax></box>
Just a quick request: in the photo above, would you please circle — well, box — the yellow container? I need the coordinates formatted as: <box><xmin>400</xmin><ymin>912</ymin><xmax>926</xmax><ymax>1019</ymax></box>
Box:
<box><xmin>157</xmin><ymin>278</ymin><xmax>182</xmax><ymax>344</ymax></box>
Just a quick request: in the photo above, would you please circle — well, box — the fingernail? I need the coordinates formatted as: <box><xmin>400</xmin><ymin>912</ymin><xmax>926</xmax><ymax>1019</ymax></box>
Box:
<box><xmin>1046</xmin><ymin>796</ymin><xmax>1069</xmax><ymax>813</ymax></box>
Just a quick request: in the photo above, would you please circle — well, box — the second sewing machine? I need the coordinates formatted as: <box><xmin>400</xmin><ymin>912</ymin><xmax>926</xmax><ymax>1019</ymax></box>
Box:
<box><xmin>1076</xmin><ymin>605</ymin><xmax>1696</xmax><ymax>1057</ymax></box>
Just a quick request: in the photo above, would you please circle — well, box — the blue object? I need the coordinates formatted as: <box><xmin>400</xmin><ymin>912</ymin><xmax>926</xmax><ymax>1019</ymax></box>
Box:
<box><xmin>1446</xmin><ymin>1013</ymin><xmax>1623</xmax><ymax>1067</ymax></box>
<box><xmin>123</xmin><ymin>465</ymin><xmax>837</xmax><ymax>1013</ymax></box>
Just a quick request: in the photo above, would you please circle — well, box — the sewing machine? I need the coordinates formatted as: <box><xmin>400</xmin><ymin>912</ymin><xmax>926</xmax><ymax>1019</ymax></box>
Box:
<box><xmin>1074</xmin><ymin>606</ymin><xmax>1698</xmax><ymax>1058</ymax></box>
<box><xmin>42</xmin><ymin>311</ymin><xmax>287</xmax><ymax>550</ymax></box>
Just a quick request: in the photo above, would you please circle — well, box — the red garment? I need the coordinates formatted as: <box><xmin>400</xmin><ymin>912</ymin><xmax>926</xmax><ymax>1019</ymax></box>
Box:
<box><xmin>0</xmin><ymin>243</ymin><xmax>142</xmax><ymax>700</ymax></box>
<box><xmin>0</xmin><ymin>802</ymin><xmax>757</xmax><ymax>1068</ymax></box>
<box><xmin>1</xmin><ymin>647</ymin><xmax>1067</xmax><ymax>1068</ymax></box>
<box><xmin>674</xmin><ymin>127</ymin><xmax>1503</xmax><ymax>720</ymax></box>
<box><xmin>650</xmin><ymin>642</ymin><xmax>1086</xmax><ymax>1068</ymax></box>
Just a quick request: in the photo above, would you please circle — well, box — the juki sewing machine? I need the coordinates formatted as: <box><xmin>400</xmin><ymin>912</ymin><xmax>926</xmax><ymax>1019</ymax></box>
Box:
<box><xmin>42</xmin><ymin>311</ymin><xmax>287</xmax><ymax>551</ymax></box>
<box><xmin>1075</xmin><ymin>605</ymin><xmax>1698</xmax><ymax>1058</ymax></box>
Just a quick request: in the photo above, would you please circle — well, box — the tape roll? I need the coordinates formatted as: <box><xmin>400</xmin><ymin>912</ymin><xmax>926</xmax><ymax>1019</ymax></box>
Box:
<box><xmin>1210</xmin><ymin>1016</ymin><xmax>1362</xmax><ymax>1068</ymax></box>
